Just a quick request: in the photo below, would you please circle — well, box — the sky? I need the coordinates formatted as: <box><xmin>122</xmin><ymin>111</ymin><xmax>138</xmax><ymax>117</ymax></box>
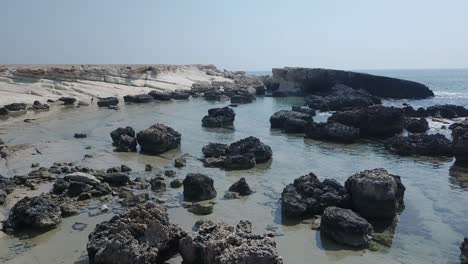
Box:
<box><xmin>0</xmin><ymin>0</ymin><xmax>467</xmax><ymax>70</ymax></box>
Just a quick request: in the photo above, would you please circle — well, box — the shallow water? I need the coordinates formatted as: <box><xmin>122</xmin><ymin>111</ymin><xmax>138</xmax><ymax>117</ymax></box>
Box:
<box><xmin>0</xmin><ymin>97</ymin><xmax>467</xmax><ymax>264</ymax></box>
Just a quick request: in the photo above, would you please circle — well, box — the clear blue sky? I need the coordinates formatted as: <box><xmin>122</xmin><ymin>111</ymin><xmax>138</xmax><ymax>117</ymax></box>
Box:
<box><xmin>1</xmin><ymin>0</ymin><xmax>467</xmax><ymax>70</ymax></box>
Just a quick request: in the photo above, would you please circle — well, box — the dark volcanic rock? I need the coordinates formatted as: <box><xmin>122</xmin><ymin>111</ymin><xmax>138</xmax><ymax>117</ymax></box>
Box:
<box><xmin>201</xmin><ymin>107</ymin><xmax>236</xmax><ymax>128</ymax></box>
<box><xmin>405</xmin><ymin>118</ymin><xmax>429</xmax><ymax>133</ymax></box>
<box><xmin>270</xmin><ymin>110</ymin><xmax>313</xmax><ymax>133</ymax></box>
<box><xmin>74</xmin><ymin>133</ymin><xmax>87</xmax><ymax>139</ymax></box>
<box><xmin>4</xmin><ymin>103</ymin><xmax>27</xmax><ymax>111</ymax></box>
<box><xmin>137</xmin><ymin>124</ymin><xmax>181</xmax><ymax>154</ymax></box>
<box><xmin>461</xmin><ymin>237</ymin><xmax>468</xmax><ymax>264</ymax></box>
<box><xmin>179</xmin><ymin>220</ymin><xmax>283</xmax><ymax>264</ymax></box>
<box><xmin>32</xmin><ymin>101</ymin><xmax>50</xmax><ymax>111</ymax></box>
<box><xmin>115</xmin><ymin>134</ymin><xmax>137</xmax><ymax>152</ymax></box>
<box><xmin>226</xmin><ymin>136</ymin><xmax>272</xmax><ymax>164</ymax></box>
<box><xmin>224</xmin><ymin>153</ymin><xmax>256</xmax><ymax>170</ymax></box>
<box><xmin>87</xmin><ymin>203</ymin><xmax>186</xmax><ymax>264</ymax></box>
<box><xmin>272</xmin><ymin>67</ymin><xmax>434</xmax><ymax>99</ymax></box>
<box><xmin>230</xmin><ymin>94</ymin><xmax>254</xmax><ymax>104</ymax></box>
<box><xmin>345</xmin><ymin>168</ymin><xmax>405</xmax><ymax>220</ymax></box>
<box><xmin>292</xmin><ymin>105</ymin><xmax>316</xmax><ymax>115</ymax></box>
<box><xmin>281</xmin><ymin>173</ymin><xmax>350</xmax><ymax>218</ymax></box>
<box><xmin>320</xmin><ymin>206</ymin><xmax>373</xmax><ymax>247</ymax></box>
<box><xmin>3</xmin><ymin>194</ymin><xmax>62</xmax><ymax>234</ymax></box>
<box><xmin>97</xmin><ymin>97</ymin><xmax>119</xmax><ymax>107</ymax></box>
<box><xmin>58</xmin><ymin>97</ymin><xmax>77</xmax><ymax>105</ymax></box>
<box><xmin>305</xmin><ymin>121</ymin><xmax>360</xmax><ymax>143</ymax></box>
<box><xmin>228</xmin><ymin>177</ymin><xmax>252</xmax><ymax>196</ymax></box>
<box><xmin>426</xmin><ymin>104</ymin><xmax>468</xmax><ymax>118</ymax></box>
<box><xmin>123</xmin><ymin>94</ymin><xmax>153</xmax><ymax>103</ymax></box>
<box><xmin>174</xmin><ymin>154</ymin><xmax>188</xmax><ymax>168</ymax></box>
<box><xmin>385</xmin><ymin>134</ymin><xmax>453</xmax><ymax>156</ymax></box>
<box><xmin>110</xmin><ymin>126</ymin><xmax>135</xmax><ymax>145</ymax></box>
<box><xmin>329</xmin><ymin>106</ymin><xmax>405</xmax><ymax>138</ymax></box>
<box><xmin>452</xmin><ymin>126</ymin><xmax>468</xmax><ymax>167</ymax></box>
<box><xmin>148</xmin><ymin>89</ymin><xmax>173</xmax><ymax>100</ymax></box>
<box><xmin>102</xmin><ymin>173</ymin><xmax>130</xmax><ymax>186</ymax></box>
<box><xmin>305</xmin><ymin>84</ymin><xmax>381</xmax><ymax>111</ymax></box>
<box><xmin>150</xmin><ymin>176</ymin><xmax>166</xmax><ymax>192</ymax></box>
<box><xmin>202</xmin><ymin>143</ymin><xmax>228</xmax><ymax>158</ymax></box>
<box><xmin>183</xmin><ymin>173</ymin><xmax>217</xmax><ymax>202</ymax></box>
<box><xmin>172</xmin><ymin>90</ymin><xmax>191</xmax><ymax>100</ymax></box>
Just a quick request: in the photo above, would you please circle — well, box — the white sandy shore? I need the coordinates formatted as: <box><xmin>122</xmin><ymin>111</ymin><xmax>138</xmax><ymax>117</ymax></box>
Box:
<box><xmin>0</xmin><ymin>64</ymin><xmax>232</xmax><ymax>106</ymax></box>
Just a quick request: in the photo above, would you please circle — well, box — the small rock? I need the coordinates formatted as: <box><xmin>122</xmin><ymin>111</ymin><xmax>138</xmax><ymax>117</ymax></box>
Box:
<box><xmin>74</xmin><ymin>133</ymin><xmax>87</xmax><ymax>139</ymax></box>
<box><xmin>170</xmin><ymin>179</ymin><xmax>183</xmax><ymax>188</ymax></box>
<box><xmin>145</xmin><ymin>164</ymin><xmax>153</xmax><ymax>172</ymax></box>
<box><xmin>164</xmin><ymin>170</ymin><xmax>176</xmax><ymax>177</ymax></box>
<box><xmin>228</xmin><ymin>177</ymin><xmax>253</xmax><ymax>196</ymax></box>
<box><xmin>31</xmin><ymin>163</ymin><xmax>40</xmax><ymax>168</ymax></box>
<box><xmin>188</xmin><ymin>202</ymin><xmax>214</xmax><ymax>215</ymax></box>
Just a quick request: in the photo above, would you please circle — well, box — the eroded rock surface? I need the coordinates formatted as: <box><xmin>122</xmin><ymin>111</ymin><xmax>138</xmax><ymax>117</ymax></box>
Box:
<box><xmin>137</xmin><ymin>124</ymin><xmax>181</xmax><ymax>154</ymax></box>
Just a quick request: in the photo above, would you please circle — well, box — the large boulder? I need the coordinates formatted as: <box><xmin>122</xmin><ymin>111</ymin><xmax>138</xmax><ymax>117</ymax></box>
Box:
<box><xmin>179</xmin><ymin>220</ymin><xmax>283</xmax><ymax>264</ymax></box>
<box><xmin>97</xmin><ymin>97</ymin><xmax>119</xmax><ymax>107</ymax></box>
<box><xmin>305</xmin><ymin>121</ymin><xmax>360</xmax><ymax>143</ymax></box>
<box><xmin>3</xmin><ymin>194</ymin><xmax>62</xmax><ymax>234</ymax></box>
<box><xmin>329</xmin><ymin>106</ymin><xmax>405</xmax><ymax>138</ymax></box>
<box><xmin>345</xmin><ymin>168</ymin><xmax>405</xmax><ymax>219</ymax></box>
<box><xmin>201</xmin><ymin>107</ymin><xmax>236</xmax><ymax>128</ymax></box>
<box><xmin>320</xmin><ymin>207</ymin><xmax>373</xmax><ymax>247</ymax></box>
<box><xmin>87</xmin><ymin>203</ymin><xmax>186</xmax><ymax>264</ymax></box>
<box><xmin>305</xmin><ymin>84</ymin><xmax>381</xmax><ymax>111</ymax></box>
<box><xmin>202</xmin><ymin>143</ymin><xmax>228</xmax><ymax>158</ymax></box>
<box><xmin>123</xmin><ymin>94</ymin><xmax>153</xmax><ymax>103</ymax></box>
<box><xmin>110</xmin><ymin>127</ymin><xmax>136</xmax><ymax>145</ymax></box>
<box><xmin>385</xmin><ymin>134</ymin><xmax>453</xmax><ymax>156</ymax></box>
<box><xmin>183</xmin><ymin>173</ymin><xmax>217</xmax><ymax>202</ymax></box>
<box><xmin>270</xmin><ymin>110</ymin><xmax>313</xmax><ymax>133</ymax></box>
<box><xmin>226</xmin><ymin>136</ymin><xmax>272</xmax><ymax>164</ymax></box>
<box><xmin>271</xmin><ymin>67</ymin><xmax>434</xmax><ymax>99</ymax></box>
<box><xmin>137</xmin><ymin>124</ymin><xmax>181</xmax><ymax>154</ymax></box>
<box><xmin>281</xmin><ymin>173</ymin><xmax>350</xmax><ymax>218</ymax></box>
<box><xmin>405</xmin><ymin>118</ymin><xmax>429</xmax><ymax>133</ymax></box>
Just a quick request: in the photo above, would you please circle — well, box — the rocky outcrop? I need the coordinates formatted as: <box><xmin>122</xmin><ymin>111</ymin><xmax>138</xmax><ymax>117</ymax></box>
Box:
<box><xmin>385</xmin><ymin>134</ymin><xmax>453</xmax><ymax>156</ymax></box>
<box><xmin>320</xmin><ymin>206</ymin><xmax>373</xmax><ymax>247</ymax></box>
<box><xmin>179</xmin><ymin>220</ymin><xmax>283</xmax><ymax>264</ymax></box>
<box><xmin>123</xmin><ymin>94</ymin><xmax>153</xmax><ymax>103</ymax></box>
<box><xmin>281</xmin><ymin>173</ymin><xmax>350</xmax><ymax>218</ymax></box>
<box><xmin>87</xmin><ymin>203</ymin><xmax>186</xmax><ymax>264</ymax></box>
<box><xmin>271</xmin><ymin>67</ymin><xmax>434</xmax><ymax>99</ymax></box>
<box><xmin>426</xmin><ymin>105</ymin><xmax>468</xmax><ymax>118</ymax></box>
<box><xmin>329</xmin><ymin>106</ymin><xmax>405</xmax><ymax>138</ymax></box>
<box><xmin>305</xmin><ymin>121</ymin><xmax>360</xmax><ymax>143</ymax></box>
<box><xmin>345</xmin><ymin>168</ymin><xmax>405</xmax><ymax>219</ymax></box>
<box><xmin>228</xmin><ymin>177</ymin><xmax>252</xmax><ymax>196</ymax></box>
<box><xmin>305</xmin><ymin>84</ymin><xmax>381</xmax><ymax>111</ymax></box>
<box><xmin>405</xmin><ymin>118</ymin><xmax>429</xmax><ymax>133</ymax></box>
<box><xmin>201</xmin><ymin>107</ymin><xmax>235</xmax><ymax>128</ymax></box>
<box><xmin>183</xmin><ymin>173</ymin><xmax>217</xmax><ymax>202</ymax></box>
<box><xmin>270</xmin><ymin>110</ymin><xmax>314</xmax><ymax>133</ymax></box>
<box><xmin>137</xmin><ymin>124</ymin><xmax>181</xmax><ymax>154</ymax></box>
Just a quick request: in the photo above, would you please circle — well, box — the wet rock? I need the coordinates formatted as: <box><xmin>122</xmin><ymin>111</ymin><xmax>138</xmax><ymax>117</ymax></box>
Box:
<box><xmin>224</xmin><ymin>153</ymin><xmax>256</xmax><ymax>170</ymax></box>
<box><xmin>461</xmin><ymin>237</ymin><xmax>468</xmax><ymax>264</ymax></box>
<box><xmin>345</xmin><ymin>168</ymin><xmax>406</xmax><ymax>219</ymax></box>
<box><xmin>305</xmin><ymin>121</ymin><xmax>360</xmax><ymax>143</ymax></box>
<box><xmin>183</xmin><ymin>173</ymin><xmax>217</xmax><ymax>202</ymax></box>
<box><xmin>97</xmin><ymin>97</ymin><xmax>119</xmax><ymax>107</ymax></box>
<box><xmin>174</xmin><ymin>154</ymin><xmax>188</xmax><ymax>168</ymax></box>
<box><xmin>320</xmin><ymin>206</ymin><xmax>373</xmax><ymax>247</ymax></box>
<box><xmin>230</xmin><ymin>94</ymin><xmax>253</xmax><ymax>104</ymax></box>
<box><xmin>226</xmin><ymin>136</ymin><xmax>272</xmax><ymax>164</ymax></box>
<box><xmin>115</xmin><ymin>134</ymin><xmax>137</xmax><ymax>152</ymax></box>
<box><xmin>106</xmin><ymin>166</ymin><xmax>120</xmax><ymax>173</ymax></box>
<box><xmin>202</xmin><ymin>143</ymin><xmax>228</xmax><ymax>158</ymax></box>
<box><xmin>123</xmin><ymin>94</ymin><xmax>153</xmax><ymax>103</ymax></box>
<box><xmin>385</xmin><ymin>134</ymin><xmax>453</xmax><ymax>156</ymax></box>
<box><xmin>145</xmin><ymin>164</ymin><xmax>153</xmax><ymax>172</ymax></box>
<box><xmin>150</xmin><ymin>176</ymin><xmax>166</xmax><ymax>192</ymax></box>
<box><xmin>270</xmin><ymin>110</ymin><xmax>313</xmax><ymax>133</ymax></box>
<box><xmin>32</xmin><ymin>101</ymin><xmax>50</xmax><ymax>111</ymax></box>
<box><xmin>202</xmin><ymin>156</ymin><xmax>226</xmax><ymax>168</ymax></box>
<box><xmin>426</xmin><ymin>104</ymin><xmax>468</xmax><ymax>118</ymax></box>
<box><xmin>201</xmin><ymin>107</ymin><xmax>236</xmax><ymax>128</ymax></box>
<box><xmin>179</xmin><ymin>220</ymin><xmax>283</xmax><ymax>264</ymax></box>
<box><xmin>452</xmin><ymin>126</ymin><xmax>468</xmax><ymax>167</ymax></box>
<box><xmin>291</xmin><ymin>105</ymin><xmax>316</xmax><ymax>115</ymax></box>
<box><xmin>224</xmin><ymin>191</ymin><xmax>240</xmax><ymax>200</ymax></box>
<box><xmin>102</xmin><ymin>173</ymin><xmax>130</xmax><ymax>186</ymax></box>
<box><xmin>0</xmin><ymin>107</ymin><xmax>8</xmax><ymax>115</ymax></box>
<box><xmin>164</xmin><ymin>170</ymin><xmax>176</xmax><ymax>177</ymax></box>
<box><xmin>68</xmin><ymin>181</ymin><xmax>93</xmax><ymax>197</ymax></box>
<box><xmin>58</xmin><ymin>97</ymin><xmax>77</xmax><ymax>105</ymax></box>
<box><xmin>137</xmin><ymin>124</ymin><xmax>181</xmax><ymax>154</ymax></box>
<box><xmin>281</xmin><ymin>173</ymin><xmax>350</xmax><ymax>218</ymax></box>
<box><xmin>31</xmin><ymin>163</ymin><xmax>40</xmax><ymax>168</ymax></box>
<box><xmin>148</xmin><ymin>89</ymin><xmax>173</xmax><ymax>100</ymax></box>
<box><xmin>60</xmin><ymin>204</ymin><xmax>80</xmax><ymax>217</ymax></box>
<box><xmin>329</xmin><ymin>106</ymin><xmax>405</xmax><ymax>138</ymax></box>
<box><xmin>52</xmin><ymin>178</ymin><xmax>70</xmax><ymax>194</ymax></box>
<box><xmin>0</xmin><ymin>137</ymin><xmax>4</xmax><ymax>151</ymax></box>
<box><xmin>64</xmin><ymin>172</ymin><xmax>101</xmax><ymax>185</ymax></box>
<box><xmin>170</xmin><ymin>179</ymin><xmax>183</xmax><ymax>188</ymax></box>
<box><xmin>403</xmin><ymin>105</ymin><xmax>428</xmax><ymax>118</ymax></box>
<box><xmin>172</xmin><ymin>90</ymin><xmax>191</xmax><ymax>100</ymax></box>
<box><xmin>3</xmin><ymin>194</ymin><xmax>62</xmax><ymax>234</ymax></box>
<box><xmin>4</xmin><ymin>103</ymin><xmax>27</xmax><ymax>111</ymax></box>
<box><xmin>188</xmin><ymin>202</ymin><xmax>214</xmax><ymax>215</ymax></box>
<box><xmin>78</xmin><ymin>192</ymin><xmax>92</xmax><ymax>201</ymax></box>
<box><xmin>74</xmin><ymin>133</ymin><xmax>87</xmax><ymax>139</ymax></box>
<box><xmin>120</xmin><ymin>165</ymin><xmax>132</xmax><ymax>172</ymax></box>
<box><xmin>110</xmin><ymin>126</ymin><xmax>136</xmax><ymax>145</ymax></box>
<box><xmin>228</xmin><ymin>177</ymin><xmax>253</xmax><ymax>196</ymax></box>
<box><xmin>87</xmin><ymin>203</ymin><xmax>186</xmax><ymax>264</ymax></box>
<box><xmin>405</xmin><ymin>118</ymin><xmax>429</xmax><ymax>133</ymax></box>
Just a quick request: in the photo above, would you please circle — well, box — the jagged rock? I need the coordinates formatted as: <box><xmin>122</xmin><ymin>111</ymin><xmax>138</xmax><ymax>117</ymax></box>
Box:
<box><xmin>305</xmin><ymin>84</ymin><xmax>381</xmax><ymax>111</ymax></box>
<box><xmin>201</xmin><ymin>107</ymin><xmax>235</xmax><ymax>128</ymax></box>
<box><xmin>305</xmin><ymin>121</ymin><xmax>360</xmax><ymax>143</ymax></box>
<box><xmin>183</xmin><ymin>173</ymin><xmax>217</xmax><ymax>202</ymax></box>
<box><xmin>150</xmin><ymin>176</ymin><xmax>166</xmax><ymax>192</ymax></box>
<box><xmin>4</xmin><ymin>103</ymin><xmax>27</xmax><ymax>111</ymax></box>
<box><xmin>405</xmin><ymin>118</ymin><xmax>429</xmax><ymax>133</ymax></box>
<box><xmin>137</xmin><ymin>124</ymin><xmax>181</xmax><ymax>154</ymax></box>
<box><xmin>110</xmin><ymin>126</ymin><xmax>136</xmax><ymax>145</ymax></box>
<box><xmin>97</xmin><ymin>97</ymin><xmax>119</xmax><ymax>107</ymax></box>
<box><xmin>320</xmin><ymin>206</ymin><xmax>373</xmax><ymax>247</ymax></box>
<box><xmin>3</xmin><ymin>194</ymin><xmax>62</xmax><ymax>234</ymax></box>
<box><xmin>87</xmin><ymin>203</ymin><xmax>186</xmax><ymax>264</ymax></box>
<box><xmin>270</xmin><ymin>110</ymin><xmax>313</xmax><ymax>133</ymax></box>
<box><xmin>148</xmin><ymin>89</ymin><xmax>173</xmax><ymax>100</ymax></box>
<box><xmin>345</xmin><ymin>168</ymin><xmax>405</xmax><ymax>219</ymax></box>
<box><xmin>123</xmin><ymin>94</ymin><xmax>153</xmax><ymax>103</ymax></box>
<box><xmin>226</xmin><ymin>136</ymin><xmax>272</xmax><ymax>164</ymax></box>
<box><xmin>271</xmin><ymin>67</ymin><xmax>434</xmax><ymax>99</ymax></box>
<box><xmin>228</xmin><ymin>177</ymin><xmax>252</xmax><ymax>195</ymax></box>
<box><xmin>179</xmin><ymin>220</ymin><xmax>283</xmax><ymax>264</ymax></box>
<box><xmin>426</xmin><ymin>104</ymin><xmax>468</xmax><ymax>118</ymax></box>
<box><xmin>115</xmin><ymin>134</ymin><xmax>137</xmax><ymax>152</ymax></box>
<box><xmin>385</xmin><ymin>134</ymin><xmax>453</xmax><ymax>156</ymax></box>
<box><xmin>58</xmin><ymin>97</ymin><xmax>77</xmax><ymax>105</ymax></box>
<box><xmin>281</xmin><ymin>173</ymin><xmax>350</xmax><ymax>218</ymax></box>
<box><xmin>202</xmin><ymin>143</ymin><xmax>228</xmax><ymax>158</ymax></box>
<box><xmin>102</xmin><ymin>173</ymin><xmax>130</xmax><ymax>186</ymax></box>
<box><xmin>329</xmin><ymin>106</ymin><xmax>405</xmax><ymax>138</ymax></box>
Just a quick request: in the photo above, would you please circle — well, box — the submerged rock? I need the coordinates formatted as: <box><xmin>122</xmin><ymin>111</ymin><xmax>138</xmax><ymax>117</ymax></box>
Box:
<box><xmin>292</xmin><ymin>105</ymin><xmax>316</xmax><ymax>115</ymax></box>
<box><xmin>305</xmin><ymin>121</ymin><xmax>360</xmax><ymax>143</ymax></box>
<box><xmin>201</xmin><ymin>107</ymin><xmax>235</xmax><ymax>128</ymax></box>
<box><xmin>172</xmin><ymin>90</ymin><xmax>191</xmax><ymax>100</ymax></box>
<box><xmin>137</xmin><ymin>124</ymin><xmax>181</xmax><ymax>154</ymax></box>
<box><xmin>87</xmin><ymin>203</ymin><xmax>186</xmax><ymax>264</ymax></box>
<box><xmin>74</xmin><ymin>133</ymin><xmax>87</xmax><ymax>139</ymax></box>
<box><xmin>97</xmin><ymin>97</ymin><xmax>119</xmax><ymax>107</ymax></box>
<box><xmin>405</xmin><ymin>118</ymin><xmax>429</xmax><ymax>133</ymax></box>
<box><xmin>228</xmin><ymin>177</ymin><xmax>253</xmax><ymax>196</ymax></box>
<box><xmin>174</xmin><ymin>154</ymin><xmax>188</xmax><ymax>168</ymax></box>
<box><xmin>179</xmin><ymin>220</ymin><xmax>283</xmax><ymax>264</ymax></box>
<box><xmin>345</xmin><ymin>168</ymin><xmax>405</xmax><ymax>220</ymax></box>
<box><xmin>183</xmin><ymin>173</ymin><xmax>217</xmax><ymax>202</ymax></box>
<box><xmin>385</xmin><ymin>134</ymin><xmax>453</xmax><ymax>156</ymax></box>
<box><xmin>188</xmin><ymin>202</ymin><xmax>214</xmax><ymax>215</ymax></box>
<box><xmin>320</xmin><ymin>206</ymin><xmax>373</xmax><ymax>247</ymax></box>
<box><xmin>3</xmin><ymin>194</ymin><xmax>62</xmax><ymax>234</ymax></box>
